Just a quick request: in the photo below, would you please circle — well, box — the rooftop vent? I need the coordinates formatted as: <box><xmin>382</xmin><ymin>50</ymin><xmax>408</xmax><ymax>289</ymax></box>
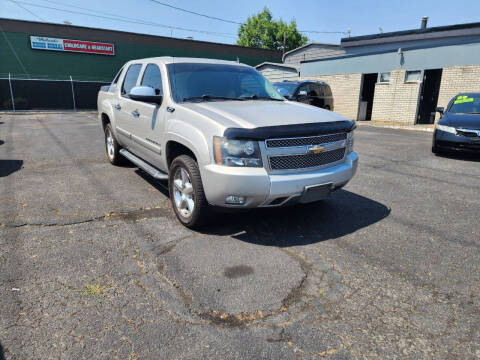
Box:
<box><xmin>421</xmin><ymin>16</ymin><xmax>428</xmax><ymax>29</ymax></box>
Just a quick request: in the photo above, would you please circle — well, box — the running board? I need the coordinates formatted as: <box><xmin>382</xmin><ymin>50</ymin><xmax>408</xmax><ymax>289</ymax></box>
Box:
<box><xmin>119</xmin><ymin>149</ymin><xmax>169</xmax><ymax>180</ymax></box>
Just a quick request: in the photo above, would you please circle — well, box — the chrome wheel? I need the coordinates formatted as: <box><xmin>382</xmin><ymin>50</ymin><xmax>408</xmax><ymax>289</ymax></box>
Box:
<box><xmin>173</xmin><ymin>167</ymin><xmax>195</xmax><ymax>218</ymax></box>
<box><xmin>106</xmin><ymin>128</ymin><xmax>114</xmax><ymax>160</ymax></box>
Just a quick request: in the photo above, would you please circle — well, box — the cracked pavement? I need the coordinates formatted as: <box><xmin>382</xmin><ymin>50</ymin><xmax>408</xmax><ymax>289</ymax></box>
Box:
<box><xmin>0</xmin><ymin>112</ymin><xmax>479</xmax><ymax>359</ymax></box>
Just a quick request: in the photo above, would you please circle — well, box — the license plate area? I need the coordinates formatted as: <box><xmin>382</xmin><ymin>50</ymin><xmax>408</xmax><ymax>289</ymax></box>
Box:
<box><xmin>300</xmin><ymin>183</ymin><xmax>332</xmax><ymax>203</ymax></box>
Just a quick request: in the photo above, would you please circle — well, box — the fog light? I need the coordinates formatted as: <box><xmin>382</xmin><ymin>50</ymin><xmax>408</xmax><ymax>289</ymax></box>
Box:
<box><xmin>225</xmin><ymin>195</ymin><xmax>246</xmax><ymax>205</ymax></box>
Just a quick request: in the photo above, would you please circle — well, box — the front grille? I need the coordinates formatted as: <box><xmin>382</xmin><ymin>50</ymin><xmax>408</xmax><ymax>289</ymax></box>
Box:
<box><xmin>269</xmin><ymin>148</ymin><xmax>345</xmax><ymax>170</ymax></box>
<box><xmin>266</xmin><ymin>133</ymin><xmax>347</xmax><ymax>148</ymax></box>
<box><xmin>457</xmin><ymin>129</ymin><xmax>480</xmax><ymax>137</ymax></box>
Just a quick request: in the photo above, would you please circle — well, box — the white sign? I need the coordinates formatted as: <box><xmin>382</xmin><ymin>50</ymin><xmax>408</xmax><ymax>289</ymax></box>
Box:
<box><xmin>30</xmin><ymin>36</ymin><xmax>115</xmax><ymax>55</ymax></box>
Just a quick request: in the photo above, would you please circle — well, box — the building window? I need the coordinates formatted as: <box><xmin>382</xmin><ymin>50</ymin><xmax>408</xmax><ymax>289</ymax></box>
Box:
<box><xmin>379</xmin><ymin>72</ymin><xmax>391</xmax><ymax>83</ymax></box>
<box><xmin>405</xmin><ymin>70</ymin><xmax>422</xmax><ymax>82</ymax></box>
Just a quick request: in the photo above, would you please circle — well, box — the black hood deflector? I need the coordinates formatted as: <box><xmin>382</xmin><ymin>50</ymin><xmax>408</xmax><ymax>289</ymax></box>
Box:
<box><xmin>223</xmin><ymin>120</ymin><xmax>356</xmax><ymax>140</ymax></box>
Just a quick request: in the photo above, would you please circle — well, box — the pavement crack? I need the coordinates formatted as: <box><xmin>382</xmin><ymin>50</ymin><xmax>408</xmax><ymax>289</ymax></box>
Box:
<box><xmin>1</xmin><ymin>206</ymin><xmax>172</xmax><ymax>228</ymax></box>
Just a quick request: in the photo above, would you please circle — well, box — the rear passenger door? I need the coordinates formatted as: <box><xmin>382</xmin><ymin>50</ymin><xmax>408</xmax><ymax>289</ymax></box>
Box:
<box><xmin>128</xmin><ymin>63</ymin><xmax>166</xmax><ymax>167</ymax></box>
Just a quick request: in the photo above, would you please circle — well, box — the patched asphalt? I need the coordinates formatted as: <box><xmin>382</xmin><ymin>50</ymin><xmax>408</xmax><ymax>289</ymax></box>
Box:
<box><xmin>0</xmin><ymin>112</ymin><xmax>479</xmax><ymax>359</ymax></box>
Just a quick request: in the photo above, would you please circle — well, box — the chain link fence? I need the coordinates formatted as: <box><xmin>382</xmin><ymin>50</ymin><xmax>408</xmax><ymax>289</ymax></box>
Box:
<box><xmin>0</xmin><ymin>75</ymin><xmax>110</xmax><ymax>111</ymax></box>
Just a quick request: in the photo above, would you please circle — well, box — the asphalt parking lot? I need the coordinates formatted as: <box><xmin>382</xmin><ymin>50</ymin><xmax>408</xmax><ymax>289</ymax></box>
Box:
<box><xmin>0</xmin><ymin>112</ymin><xmax>479</xmax><ymax>359</ymax></box>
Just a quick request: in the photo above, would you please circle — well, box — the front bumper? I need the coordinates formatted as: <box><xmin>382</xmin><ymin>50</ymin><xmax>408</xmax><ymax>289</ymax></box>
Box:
<box><xmin>434</xmin><ymin>130</ymin><xmax>480</xmax><ymax>152</ymax></box>
<box><xmin>202</xmin><ymin>151</ymin><xmax>358</xmax><ymax>208</ymax></box>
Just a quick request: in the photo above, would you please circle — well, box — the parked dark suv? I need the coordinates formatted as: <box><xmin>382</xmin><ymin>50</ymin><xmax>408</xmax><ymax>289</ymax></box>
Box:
<box><xmin>273</xmin><ymin>80</ymin><xmax>334</xmax><ymax>110</ymax></box>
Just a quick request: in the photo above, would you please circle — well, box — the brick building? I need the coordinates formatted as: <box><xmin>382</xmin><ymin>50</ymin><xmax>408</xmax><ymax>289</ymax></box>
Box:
<box><xmin>291</xmin><ymin>19</ymin><xmax>480</xmax><ymax>125</ymax></box>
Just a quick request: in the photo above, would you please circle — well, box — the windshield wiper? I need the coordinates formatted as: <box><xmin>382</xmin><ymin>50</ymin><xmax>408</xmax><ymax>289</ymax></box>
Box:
<box><xmin>182</xmin><ymin>94</ymin><xmax>245</xmax><ymax>102</ymax></box>
<box><xmin>243</xmin><ymin>94</ymin><xmax>284</xmax><ymax>101</ymax></box>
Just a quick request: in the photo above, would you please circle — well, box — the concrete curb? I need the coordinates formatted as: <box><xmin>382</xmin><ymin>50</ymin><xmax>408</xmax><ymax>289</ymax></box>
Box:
<box><xmin>356</xmin><ymin>122</ymin><xmax>434</xmax><ymax>133</ymax></box>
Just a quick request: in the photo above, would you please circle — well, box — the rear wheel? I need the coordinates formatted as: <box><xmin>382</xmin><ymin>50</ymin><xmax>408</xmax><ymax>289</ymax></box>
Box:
<box><xmin>104</xmin><ymin>124</ymin><xmax>124</xmax><ymax>165</ymax></box>
<box><xmin>169</xmin><ymin>155</ymin><xmax>211</xmax><ymax>228</ymax></box>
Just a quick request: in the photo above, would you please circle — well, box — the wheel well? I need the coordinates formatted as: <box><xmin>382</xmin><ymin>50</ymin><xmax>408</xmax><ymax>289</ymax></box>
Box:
<box><xmin>101</xmin><ymin>113</ymin><xmax>110</xmax><ymax>131</ymax></box>
<box><xmin>166</xmin><ymin>141</ymin><xmax>196</xmax><ymax>167</ymax></box>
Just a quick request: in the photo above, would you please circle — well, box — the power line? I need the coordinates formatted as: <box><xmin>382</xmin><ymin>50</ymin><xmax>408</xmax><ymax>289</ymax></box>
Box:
<box><xmin>147</xmin><ymin>0</ymin><xmax>242</xmax><ymax>25</ymax></box>
<box><xmin>145</xmin><ymin>0</ymin><xmax>349</xmax><ymax>36</ymax></box>
<box><xmin>0</xmin><ymin>23</ymin><xmax>30</xmax><ymax>77</ymax></box>
<box><xmin>11</xmin><ymin>0</ymin><xmax>238</xmax><ymax>39</ymax></box>
<box><xmin>8</xmin><ymin>0</ymin><xmax>46</xmax><ymax>22</ymax></box>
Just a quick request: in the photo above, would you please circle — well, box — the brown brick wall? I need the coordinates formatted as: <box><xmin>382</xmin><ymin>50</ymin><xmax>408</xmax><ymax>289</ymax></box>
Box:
<box><xmin>371</xmin><ymin>70</ymin><xmax>421</xmax><ymax>125</ymax></box>
<box><xmin>301</xmin><ymin>73</ymin><xmax>362</xmax><ymax>120</ymax></box>
<box><xmin>436</xmin><ymin>65</ymin><xmax>480</xmax><ymax>121</ymax></box>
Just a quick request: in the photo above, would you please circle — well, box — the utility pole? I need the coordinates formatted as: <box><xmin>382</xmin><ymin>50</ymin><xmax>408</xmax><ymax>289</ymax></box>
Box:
<box><xmin>8</xmin><ymin>73</ymin><xmax>15</xmax><ymax>112</ymax></box>
<box><xmin>283</xmin><ymin>31</ymin><xmax>286</xmax><ymax>56</ymax></box>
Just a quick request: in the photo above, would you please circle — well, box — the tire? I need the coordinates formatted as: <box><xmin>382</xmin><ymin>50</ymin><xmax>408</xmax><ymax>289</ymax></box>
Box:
<box><xmin>168</xmin><ymin>155</ymin><xmax>211</xmax><ymax>228</ymax></box>
<box><xmin>104</xmin><ymin>123</ymin><xmax>124</xmax><ymax>165</ymax></box>
<box><xmin>324</xmin><ymin>105</ymin><xmax>331</xmax><ymax>111</ymax></box>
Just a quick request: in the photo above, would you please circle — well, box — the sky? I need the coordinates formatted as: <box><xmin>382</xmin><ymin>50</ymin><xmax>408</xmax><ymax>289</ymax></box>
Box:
<box><xmin>1</xmin><ymin>0</ymin><xmax>480</xmax><ymax>45</ymax></box>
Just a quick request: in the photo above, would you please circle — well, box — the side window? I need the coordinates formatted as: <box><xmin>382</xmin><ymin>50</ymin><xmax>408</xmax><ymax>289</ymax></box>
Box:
<box><xmin>324</xmin><ymin>85</ymin><xmax>332</xmax><ymax>97</ymax></box>
<box><xmin>141</xmin><ymin>64</ymin><xmax>163</xmax><ymax>95</ymax></box>
<box><xmin>121</xmin><ymin>64</ymin><xmax>142</xmax><ymax>96</ymax></box>
<box><xmin>306</xmin><ymin>84</ymin><xmax>318</xmax><ymax>98</ymax></box>
<box><xmin>313</xmin><ymin>84</ymin><xmax>324</xmax><ymax>97</ymax></box>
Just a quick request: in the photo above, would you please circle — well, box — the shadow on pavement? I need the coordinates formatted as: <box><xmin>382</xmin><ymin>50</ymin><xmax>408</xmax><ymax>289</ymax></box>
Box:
<box><xmin>435</xmin><ymin>151</ymin><xmax>480</xmax><ymax>162</ymax></box>
<box><xmin>0</xmin><ymin>341</ymin><xmax>5</xmax><ymax>360</ymax></box>
<box><xmin>133</xmin><ymin>168</ymin><xmax>390</xmax><ymax>247</ymax></box>
<box><xmin>199</xmin><ymin>190</ymin><xmax>390</xmax><ymax>246</ymax></box>
<box><xmin>0</xmin><ymin>160</ymin><xmax>23</xmax><ymax>177</ymax></box>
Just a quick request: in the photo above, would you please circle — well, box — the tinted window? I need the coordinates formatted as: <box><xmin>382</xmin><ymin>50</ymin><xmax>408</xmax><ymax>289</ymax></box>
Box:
<box><xmin>141</xmin><ymin>64</ymin><xmax>163</xmax><ymax>95</ymax></box>
<box><xmin>312</xmin><ymin>84</ymin><xmax>324</xmax><ymax>97</ymax></box>
<box><xmin>449</xmin><ymin>95</ymin><xmax>480</xmax><ymax>114</ymax></box>
<box><xmin>324</xmin><ymin>85</ymin><xmax>332</xmax><ymax>97</ymax></box>
<box><xmin>121</xmin><ymin>64</ymin><xmax>142</xmax><ymax>95</ymax></box>
<box><xmin>273</xmin><ymin>83</ymin><xmax>297</xmax><ymax>97</ymax></box>
<box><xmin>167</xmin><ymin>63</ymin><xmax>283</xmax><ymax>102</ymax></box>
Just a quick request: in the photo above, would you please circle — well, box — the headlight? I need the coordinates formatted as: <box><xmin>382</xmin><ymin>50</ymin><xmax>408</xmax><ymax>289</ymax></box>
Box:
<box><xmin>213</xmin><ymin>137</ymin><xmax>263</xmax><ymax>167</ymax></box>
<box><xmin>436</xmin><ymin>124</ymin><xmax>456</xmax><ymax>134</ymax></box>
<box><xmin>347</xmin><ymin>131</ymin><xmax>354</xmax><ymax>153</ymax></box>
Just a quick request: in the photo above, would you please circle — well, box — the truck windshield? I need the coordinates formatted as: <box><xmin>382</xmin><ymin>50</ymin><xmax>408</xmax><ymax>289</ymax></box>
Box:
<box><xmin>167</xmin><ymin>63</ymin><xmax>284</xmax><ymax>102</ymax></box>
<box><xmin>449</xmin><ymin>95</ymin><xmax>480</xmax><ymax>114</ymax></box>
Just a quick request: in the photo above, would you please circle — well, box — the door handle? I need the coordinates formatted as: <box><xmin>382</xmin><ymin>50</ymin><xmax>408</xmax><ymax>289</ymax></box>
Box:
<box><xmin>131</xmin><ymin>110</ymin><xmax>140</xmax><ymax>118</ymax></box>
<box><xmin>114</xmin><ymin>104</ymin><xmax>121</xmax><ymax>110</ymax></box>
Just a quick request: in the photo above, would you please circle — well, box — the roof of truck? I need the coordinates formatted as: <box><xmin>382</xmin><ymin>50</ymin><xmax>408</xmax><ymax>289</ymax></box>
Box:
<box><xmin>127</xmin><ymin>57</ymin><xmax>249</xmax><ymax>66</ymax></box>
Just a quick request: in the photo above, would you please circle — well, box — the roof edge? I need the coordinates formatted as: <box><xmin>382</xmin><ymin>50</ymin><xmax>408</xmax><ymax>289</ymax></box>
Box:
<box><xmin>0</xmin><ymin>17</ymin><xmax>282</xmax><ymax>55</ymax></box>
<box><xmin>342</xmin><ymin>21</ymin><xmax>480</xmax><ymax>44</ymax></box>
<box><xmin>282</xmin><ymin>42</ymin><xmax>340</xmax><ymax>61</ymax></box>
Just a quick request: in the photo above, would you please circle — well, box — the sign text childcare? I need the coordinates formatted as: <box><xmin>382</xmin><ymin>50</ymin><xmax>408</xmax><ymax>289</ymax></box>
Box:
<box><xmin>30</xmin><ymin>36</ymin><xmax>115</xmax><ymax>55</ymax></box>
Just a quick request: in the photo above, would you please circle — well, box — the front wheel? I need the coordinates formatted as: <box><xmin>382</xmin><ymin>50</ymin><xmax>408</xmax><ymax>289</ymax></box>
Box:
<box><xmin>104</xmin><ymin>124</ymin><xmax>124</xmax><ymax>165</ymax></box>
<box><xmin>169</xmin><ymin>155</ymin><xmax>211</xmax><ymax>228</ymax></box>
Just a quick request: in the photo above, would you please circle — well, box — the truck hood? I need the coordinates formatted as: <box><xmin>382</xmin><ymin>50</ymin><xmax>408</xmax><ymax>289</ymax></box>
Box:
<box><xmin>179</xmin><ymin>100</ymin><xmax>348</xmax><ymax>129</ymax></box>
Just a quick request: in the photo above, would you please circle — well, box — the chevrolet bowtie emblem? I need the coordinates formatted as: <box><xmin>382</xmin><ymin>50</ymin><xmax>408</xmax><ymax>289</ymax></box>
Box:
<box><xmin>307</xmin><ymin>145</ymin><xmax>325</xmax><ymax>154</ymax></box>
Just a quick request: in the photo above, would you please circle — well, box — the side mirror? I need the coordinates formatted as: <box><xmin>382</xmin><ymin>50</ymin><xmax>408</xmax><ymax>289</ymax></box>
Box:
<box><xmin>129</xmin><ymin>86</ymin><xmax>163</xmax><ymax>105</ymax></box>
<box><xmin>436</xmin><ymin>106</ymin><xmax>444</xmax><ymax>115</ymax></box>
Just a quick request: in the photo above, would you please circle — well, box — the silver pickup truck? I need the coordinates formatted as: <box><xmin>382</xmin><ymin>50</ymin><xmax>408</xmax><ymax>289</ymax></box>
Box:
<box><xmin>98</xmin><ymin>57</ymin><xmax>358</xmax><ymax>228</ymax></box>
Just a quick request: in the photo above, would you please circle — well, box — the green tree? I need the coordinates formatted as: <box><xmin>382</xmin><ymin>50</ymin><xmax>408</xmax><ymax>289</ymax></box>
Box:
<box><xmin>237</xmin><ymin>7</ymin><xmax>308</xmax><ymax>52</ymax></box>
